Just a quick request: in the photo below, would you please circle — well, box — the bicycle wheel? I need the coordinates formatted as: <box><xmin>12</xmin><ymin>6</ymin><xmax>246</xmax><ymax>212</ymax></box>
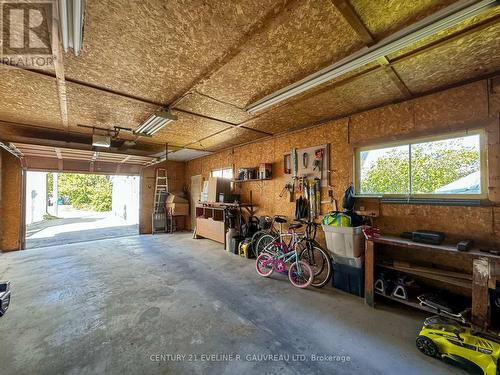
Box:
<box><xmin>251</xmin><ymin>229</ymin><xmax>268</xmax><ymax>257</ymax></box>
<box><xmin>288</xmin><ymin>261</ymin><xmax>313</xmax><ymax>288</ymax></box>
<box><xmin>256</xmin><ymin>253</ymin><xmax>274</xmax><ymax>277</ymax></box>
<box><xmin>255</xmin><ymin>233</ymin><xmax>277</xmax><ymax>256</ymax></box>
<box><xmin>299</xmin><ymin>245</ymin><xmax>332</xmax><ymax>288</ymax></box>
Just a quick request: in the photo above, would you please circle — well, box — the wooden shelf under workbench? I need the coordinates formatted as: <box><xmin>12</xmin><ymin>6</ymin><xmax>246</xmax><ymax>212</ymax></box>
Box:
<box><xmin>365</xmin><ymin>235</ymin><xmax>500</xmax><ymax>331</ymax></box>
<box><xmin>376</xmin><ymin>264</ymin><xmax>472</xmax><ymax>290</ymax></box>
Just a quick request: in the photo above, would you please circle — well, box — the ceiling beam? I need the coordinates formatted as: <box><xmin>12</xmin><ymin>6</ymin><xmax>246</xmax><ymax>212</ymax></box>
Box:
<box><xmin>377</xmin><ymin>56</ymin><xmax>413</xmax><ymax>99</ymax></box>
<box><xmin>188</xmin><ymin>68</ymin><xmax>500</xmax><ymax>151</ymax></box>
<box><xmin>0</xmin><ymin>62</ymin><xmax>273</xmax><ymax>136</ymax></box>
<box><xmin>51</xmin><ymin>4</ymin><xmax>69</xmax><ymax>130</ymax></box>
<box><xmin>330</xmin><ymin>0</ymin><xmax>374</xmax><ymax>45</ymax></box>
<box><xmin>0</xmin><ymin>120</ymin><xmax>164</xmax><ymax>156</ymax></box>
<box><xmin>242</xmin><ymin>13</ymin><xmax>499</xmax><ymax>118</ymax></box>
<box><xmin>172</xmin><ymin>108</ymin><xmax>271</xmax><ymax>135</ymax></box>
<box><xmin>174</xmin><ymin>11</ymin><xmax>500</xmax><ymax>149</ymax></box>
<box><xmin>330</xmin><ymin>0</ymin><xmax>412</xmax><ymax>99</ymax></box>
<box><xmin>1</xmin><ymin>9</ymin><xmax>496</xmax><ymax>153</ymax></box>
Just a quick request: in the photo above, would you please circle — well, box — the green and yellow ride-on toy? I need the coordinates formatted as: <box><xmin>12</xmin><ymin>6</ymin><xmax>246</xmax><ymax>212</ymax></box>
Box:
<box><xmin>416</xmin><ymin>316</ymin><xmax>500</xmax><ymax>374</ymax></box>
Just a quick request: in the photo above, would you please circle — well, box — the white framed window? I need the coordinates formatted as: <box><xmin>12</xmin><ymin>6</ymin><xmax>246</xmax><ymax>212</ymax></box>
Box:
<box><xmin>211</xmin><ymin>167</ymin><xmax>233</xmax><ymax>180</ymax></box>
<box><xmin>354</xmin><ymin>130</ymin><xmax>487</xmax><ymax>199</ymax></box>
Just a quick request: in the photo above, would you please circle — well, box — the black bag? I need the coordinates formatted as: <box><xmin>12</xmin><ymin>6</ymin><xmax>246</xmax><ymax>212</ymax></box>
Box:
<box><xmin>339</xmin><ymin>184</ymin><xmax>364</xmax><ymax>226</ymax></box>
<box><xmin>241</xmin><ymin>216</ymin><xmax>259</xmax><ymax>238</ymax></box>
<box><xmin>259</xmin><ymin>216</ymin><xmax>272</xmax><ymax>230</ymax></box>
<box><xmin>343</xmin><ymin>210</ymin><xmax>364</xmax><ymax>227</ymax></box>
<box><xmin>342</xmin><ymin>185</ymin><xmax>356</xmax><ymax>211</ymax></box>
<box><xmin>295</xmin><ymin>197</ymin><xmax>309</xmax><ymax>220</ymax></box>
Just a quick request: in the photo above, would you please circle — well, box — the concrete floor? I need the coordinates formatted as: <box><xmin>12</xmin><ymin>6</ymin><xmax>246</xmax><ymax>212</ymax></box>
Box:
<box><xmin>0</xmin><ymin>233</ymin><xmax>462</xmax><ymax>375</ymax></box>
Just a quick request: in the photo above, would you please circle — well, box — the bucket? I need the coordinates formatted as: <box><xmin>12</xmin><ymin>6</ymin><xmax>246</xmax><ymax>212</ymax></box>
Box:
<box><xmin>230</xmin><ymin>236</ymin><xmax>245</xmax><ymax>254</ymax></box>
<box><xmin>226</xmin><ymin>228</ymin><xmax>237</xmax><ymax>251</ymax></box>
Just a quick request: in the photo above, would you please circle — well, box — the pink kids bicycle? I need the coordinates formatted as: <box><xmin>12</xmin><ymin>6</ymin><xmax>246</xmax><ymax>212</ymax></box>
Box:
<box><xmin>255</xmin><ymin>223</ymin><xmax>313</xmax><ymax>288</ymax></box>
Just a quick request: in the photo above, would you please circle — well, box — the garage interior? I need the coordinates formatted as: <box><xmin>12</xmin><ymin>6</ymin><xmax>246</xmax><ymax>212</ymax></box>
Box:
<box><xmin>1</xmin><ymin>0</ymin><xmax>500</xmax><ymax>374</ymax></box>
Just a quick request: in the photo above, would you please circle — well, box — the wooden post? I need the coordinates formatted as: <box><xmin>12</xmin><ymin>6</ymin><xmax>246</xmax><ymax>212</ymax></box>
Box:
<box><xmin>365</xmin><ymin>240</ymin><xmax>375</xmax><ymax>307</ymax></box>
<box><xmin>472</xmin><ymin>257</ymin><xmax>489</xmax><ymax>329</ymax></box>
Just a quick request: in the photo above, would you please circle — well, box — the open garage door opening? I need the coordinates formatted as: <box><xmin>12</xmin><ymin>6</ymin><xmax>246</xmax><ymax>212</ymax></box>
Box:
<box><xmin>25</xmin><ymin>171</ymin><xmax>140</xmax><ymax>249</ymax></box>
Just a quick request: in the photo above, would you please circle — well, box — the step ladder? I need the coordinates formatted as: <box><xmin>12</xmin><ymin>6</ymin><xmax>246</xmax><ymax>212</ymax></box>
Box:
<box><xmin>154</xmin><ymin>168</ymin><xmax>169</xmax><ymax>210</ymax></box>
<box><xmin>152</xmin><ymin>168</ymin><xmax>169</xmax><ymax>234</ymax></box>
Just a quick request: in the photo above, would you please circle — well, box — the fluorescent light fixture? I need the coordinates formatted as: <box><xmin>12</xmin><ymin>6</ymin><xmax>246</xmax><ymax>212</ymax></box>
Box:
<box><xmin>92</xmin><ymin>134</ymin><xmax>111</xmax><ymax>148</ymax></box>
<box><xmin>165</xmin><ymin>149</ymin><xmax>213</xmax><ymax>161</ymax></box>
<box><xmin>134</xmin><ymin>109</ymin><xmax>178</xmax><ymax>136</ymax></box>
<box><xmin>58</xmin><ymin>0</ymin><xmax>85</xmax><ymax>56</ymax></box>
<box><xmin>246</xmin><ymin>0</ymin><xmax>499</xmax><ymax>114</ymax></box>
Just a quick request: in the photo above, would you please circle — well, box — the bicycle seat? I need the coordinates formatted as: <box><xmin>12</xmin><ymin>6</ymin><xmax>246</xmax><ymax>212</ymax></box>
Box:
<box><xmin>288</xmin><ymin>223</ymin><xmax>303</xmax><ymax>230</ymax></box>
<box><xmin>275</xmin><ymin>217</ymin><xmax>287</xmax><ymax>224</ymax></box>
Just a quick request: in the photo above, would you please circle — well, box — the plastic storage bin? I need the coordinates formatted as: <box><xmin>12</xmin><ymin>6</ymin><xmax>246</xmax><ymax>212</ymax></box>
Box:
<box><xmin>322</xmin><ymin>225</ymin><xmax>365</xmax><ymax>257</ymax></box>
<box><xmin>332</xmin><ymin>261</ymin><xmax>364</xmax><ymax>297</ymax></box>
<box><xmin>332</xmin><ymin>254</ymin><xmax>364</xmax><ymax>268</ymax></box>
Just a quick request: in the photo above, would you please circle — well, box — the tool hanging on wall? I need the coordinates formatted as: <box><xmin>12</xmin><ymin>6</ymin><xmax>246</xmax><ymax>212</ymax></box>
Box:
<box><xmin>279</xmin><ymin>183</ymin><xmax>294</xmax><ymax>202</ymax></box>
<box><xmin>291</xmin><ymin>148</ymin><xmax>298</xmax><ymax>196</ymax></box>
<box><xmin>306</xmin><ymin>180</ymin><xmax>316</xmax><ymax>220</ymax></box>
<box><xmin>279</xmin><ymin>184</ymin><xmax>288</xmax><ymax>198</ymax></box>
<box><xmin>283</xmin><ymin>154</ymin><xmax>291</xmax><ymax>174</ymax></box>
<box><xmin>325</xmin><ymin>143</ymin><xmax>335</xmax><ymax>211</ymax></box>
<box><xmin>313</xmin><ymin>148</ymin><xmax>324</xmax><ymax>176</ymax></box>
<box><xmin>296</xmin><ymin>179</ymin><xmax>309</xmax><ymax>220</ymax></box>
<box><xmin>314</xmin><ymin>178</ymin><xmax>321</xmax><ymax>217</ymax></box>
<box><xmin>302</xmin><ymin>152</ymin><xmax>308</xmax><ymax>169</ymax></box>
<box><xmin>296</xmin><ymin>176</ymin><xmax>304</xmax><ymax>194</ymax></box>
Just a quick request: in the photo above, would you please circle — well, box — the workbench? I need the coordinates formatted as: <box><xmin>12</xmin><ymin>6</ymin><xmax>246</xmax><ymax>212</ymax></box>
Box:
<box><xmin>194</xmin><ymin>202</ymin><xmax>256</xmax><ymax>245</ymax></box>
<box><xmin>365</xmin><ymin>236</ymin><xmax>500</xmax><ymax>332</ymax></box>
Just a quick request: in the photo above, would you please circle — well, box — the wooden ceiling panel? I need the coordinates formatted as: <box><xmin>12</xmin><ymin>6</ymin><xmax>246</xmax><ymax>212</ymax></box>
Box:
<box><xmin>0</xmin><ymin>69</ymin><xmax>61</xmax><ymax>129</ymax></box>
<box><xmin>63</xmin><ymin>0</ymin><xmax>278</xmax><ymax>104</ymax></box>
<box><xmin>290</xmin><ymin>69</ymin><xmax>405</xmax><ymax>124</ymax></box>
<box><xmin>151</xmin><ymin>112</ymin><xmax>231</xmax><ymax>147</ymax></box>
<box><xmin>393</xmin><ymin>22</ymin><xmax>500</xmax><ymax>94</ymax></box>
<box><xmin>197</xmin><ymin>0</ymin><xmax>365</xmax><ymax>108</ymax></box>
<box><xmin>240</xmin><ymin>61</ymin><xmax>381</xmax><ymax>124</ymax></box>
<box><xmin>175</xmin><ymin>92</ymin><xmax>252</xmax><ymax>124</ymax></box>
<box><xmin>2</xmin><ymin>1</ymin><xmax>499</xmax><ymax>156</ymax></box>
<box><xmin>197</xmin><ymin>128</ymin><xmax>268</xmax><ymax>152</ymax></box>
<box><xmin>241</xmin><ymin>67</ymin><xmax>416</xmax><ymax>136</ymax></box>
<box><xmin>66</xmin><ymin>83</ymin><xmax>158</xmax><ymax>133</ymax></box>
<box><xmin>242</xmin><ymin>103</ymin><xmax>316</xmax><ymax>135</ymax></box>
<box><xmin>350</xmin><ymin>0</ymin><xmax>457</xmax><ymax>40</ymax></box>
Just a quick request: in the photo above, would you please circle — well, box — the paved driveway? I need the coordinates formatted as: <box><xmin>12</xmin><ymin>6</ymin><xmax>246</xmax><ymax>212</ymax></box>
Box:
<box><xmin>26</xmin><ymin>206</ymin><xmax>138</xmax><ymax>249</ymax></box>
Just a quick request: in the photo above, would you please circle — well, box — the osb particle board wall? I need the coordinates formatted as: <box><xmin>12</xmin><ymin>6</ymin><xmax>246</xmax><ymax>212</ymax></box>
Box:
<box><xmin>0</xmin><ymin>150</ymin><xmax>2</xmax><ymax>250</ymax></box>
<box><xmin>185</xmin><ymin>79</ymin><xmax>500</xmax><ymax>246</ymax></box>
<box><xmin>140</xmin><ymin>160</ymin><xmax>186</xmax><ymax>234</ymax></box>
<box><xmin>1</xmin><ymin>150</ymin><xmax>23</xmax><ymax>251</ymax></box>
